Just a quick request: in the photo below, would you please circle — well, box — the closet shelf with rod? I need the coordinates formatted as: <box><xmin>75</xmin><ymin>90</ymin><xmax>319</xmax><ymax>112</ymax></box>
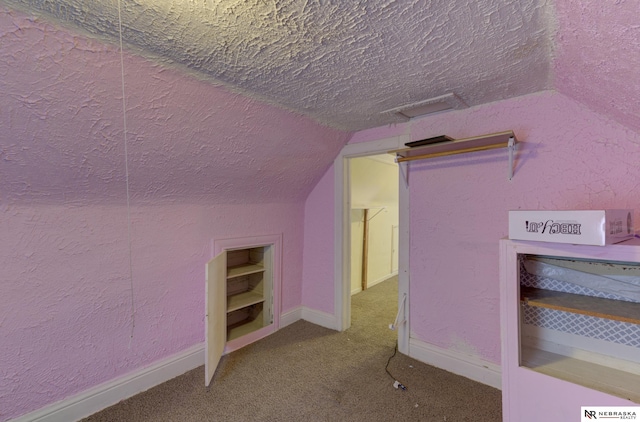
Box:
<box><xmin>388</xmin><ymin>130</ymin><xmax>518</xmax><ymax>180</ymax></box>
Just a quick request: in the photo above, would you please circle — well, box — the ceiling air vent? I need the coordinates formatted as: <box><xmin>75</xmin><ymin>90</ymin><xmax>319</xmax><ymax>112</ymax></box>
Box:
<box><xmin>383</xmin><ymin>93</ymin><xmax>468</xmax><ymax>120</ymax></box>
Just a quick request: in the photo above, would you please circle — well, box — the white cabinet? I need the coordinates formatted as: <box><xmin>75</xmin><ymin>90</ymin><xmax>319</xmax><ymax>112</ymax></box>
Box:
<box><xmin>500</xmin><ymin>238</ymin><xmax>640</xmax><ymax>421</ymax></box>
<box><xmin>205</xmin><ymin>235</ymin><xmax>281</xmax><ymax>387</ymax></box>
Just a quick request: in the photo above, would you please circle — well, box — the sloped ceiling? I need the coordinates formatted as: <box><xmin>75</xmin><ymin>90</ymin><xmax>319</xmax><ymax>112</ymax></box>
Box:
<box><xmin>2</xmin><ymin>0</ymin><xmax>639</xmax><ymax>205</ymax></box>
<box><xmin>2</xmin><ymin>0</ymin><xmax>556</xmax><ymax>131</ymax></box>
<box><xmin>553</xmin><ymin>0</ymin><xmax>640</xmax><ymax>133</ymax></box>
<box><xmin>2</xmin><ymin>0</ymin><xmax>638</xmax><ymax>133</ymax></box>
<box><xmin>0</xmin><ymin>4</ymin><xmax>352</xmax><ymax>204</ymax></box>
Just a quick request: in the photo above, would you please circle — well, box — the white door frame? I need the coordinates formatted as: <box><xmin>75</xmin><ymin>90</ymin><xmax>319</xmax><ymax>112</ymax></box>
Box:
<box><xmin>333</xmin><ymin>134</ymin><xmax>410</xmax><ymax>354</ymax></box>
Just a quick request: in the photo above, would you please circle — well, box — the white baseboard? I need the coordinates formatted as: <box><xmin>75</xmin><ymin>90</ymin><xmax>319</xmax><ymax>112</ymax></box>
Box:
<box><xmin>280</xmin><ymin>307</ymin><xmax>303</xmax><ymax>328</ymax></box>
<box><xmin>301</xmin><ymin>307</ymin><xmax>339</xmax><ymax>330</ymax></box>
<box><xmin>408</xmin><ymin>338</ymin><xmax>502</xmax><ymax>390</ymax></box>
<box><xmin>11</xmin><ymin>308</ymin><xmax>346</xmax><ymax>422</ymax></box>
<box><xmin>12</xmin><ymin>344</ymin><xmax>205</xmax><ymax>422</ymax></box>
<box><xmin>279</xmin><ymin>306</ymin><xmax>339</xmax><ymax>331</ymax></box>
<box><xmin>351</xmin><ymin>271</ymin><xmax>399</xmax><ymax>296</ymax></box>
<box><xmin>368</xmin><ymin>271</ymin><xmax>398</xmax><ymax>289</ymax></box>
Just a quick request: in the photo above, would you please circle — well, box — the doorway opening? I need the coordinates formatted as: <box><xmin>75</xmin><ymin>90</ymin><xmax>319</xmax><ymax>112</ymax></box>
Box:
<box><xmin>349</xmin><ymin>154</ymin><xmax>399</xmax><ymax>295</ymax></box>
<box><xmin>333</xmin><ymin>136</ymin><xmax>409</xmax><ymax>354</ymax></box>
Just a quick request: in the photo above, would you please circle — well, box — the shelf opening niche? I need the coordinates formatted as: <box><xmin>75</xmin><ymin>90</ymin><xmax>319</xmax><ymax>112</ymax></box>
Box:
<box><xmin>205</xmin><ymin>234</ymin><xmax>282</xmax><ymax>387</ymax></box>
<box><xmin>518</xmin><ymin>253</ymin><xmax>640</xmax><ymax>402</ymax></box>
<box><xmin>225</xmin><ymin>247</ymin><xmax>272</xmax><ymax>341</ymax></box>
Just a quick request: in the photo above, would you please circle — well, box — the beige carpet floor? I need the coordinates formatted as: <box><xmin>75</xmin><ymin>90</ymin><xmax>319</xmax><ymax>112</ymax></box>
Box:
<box><xmin>83</xmin><ymin>277</ymin><xmax>502</xmax><ymax>421</ymax></box>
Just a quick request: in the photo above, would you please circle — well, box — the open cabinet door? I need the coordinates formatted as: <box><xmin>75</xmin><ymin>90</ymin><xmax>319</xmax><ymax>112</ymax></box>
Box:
<box><xmin>205</xmin><ymin>250</ymin><xmax>226</xmax><ymax>387</ymax></box>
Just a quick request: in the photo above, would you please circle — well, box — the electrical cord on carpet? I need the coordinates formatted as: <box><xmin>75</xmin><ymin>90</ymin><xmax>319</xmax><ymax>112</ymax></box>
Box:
<box><xmin>386</xmin><ymin>293</ymin><xmax>407</xmax><ymax>390</ymax></box>
<box><xmin>385</xmin><ymin>342</ymin><xmax>407</xmax><ymax>391</ymax></box>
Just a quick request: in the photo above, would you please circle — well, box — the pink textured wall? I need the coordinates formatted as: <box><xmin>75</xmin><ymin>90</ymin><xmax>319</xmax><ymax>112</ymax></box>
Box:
<box><xmin>406</xmin><ymin>90</ymin><xmax>639</xmax><ymax>361</ymax></box>
<box><xmin>0</xmin><ymin>7</ymin><xmax>348</xmax><ymax>421</ymax></box>
<box><xmin>1</xmin><ymin>203</ymin><xmax>304</xmax><ymax>420</ymax></box>
<box><xmin>301</xmin><ymin>166</ymin><xmax>335</xmax><ymax>313</ymax></box>
<box><xmin>554</xmin><ymin>0</ymin><xmax>640</xmax><ymax>132</ymax></box>
<box><xmin>303</xmin><ymin>90</ymin><xmax>640</xmax><ymax>365</ymax></box>
<box><xmin>0</xmin><ymin>7</ymin><xmax>349</xmax><ymax>204</ymax></box>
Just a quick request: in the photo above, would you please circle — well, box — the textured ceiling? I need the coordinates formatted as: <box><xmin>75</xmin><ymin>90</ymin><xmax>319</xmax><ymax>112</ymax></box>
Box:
<box><xmin>3</xmin><ymin>0</ymin><xmax>638</xmax><ymax>206</ymax></box>
<box><xmin>0</xmin><ymin>6</ymin><xmax>352</xmax><ymax>204</ymax></box>
<box><xmin>2</xmin><ymin>0</ymin><xmax>555</xmax><ymax>131</ymax></box>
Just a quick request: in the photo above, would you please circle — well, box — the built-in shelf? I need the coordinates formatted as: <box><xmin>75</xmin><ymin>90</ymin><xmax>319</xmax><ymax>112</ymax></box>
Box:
<box><xmin>521</xmin><ymin>346</ymin><xmax>640</xmax><ymax>403</ymax></box>
<box><xmin>228</xmin><ymin>317</ymin><xmax>266</xmax><ymax>341</ymax></box>
<box><xmin>389</xmin><ymin>130</ymin><xmax>516</xmax><ymax>162</ymax></box>
<box><xmin>227</xmin><ymin>263</ymin><xmax>265</xmax><ymax>279</ymax></box>
<box><xmin>227</xmin><ymin>291</ymin><xmax>265</xmax><ymax>313</ymax></box>
<box><xmin>520</xmin><ymin>286</ymin><xmax>640</xmax><ymax>325</ymax></box>
<box><xmin>206</xmin><ymin>240</ymin><xmax>278</xmax><ymax>388</ymax></box>
<box><xmin>501</xmin><ymin>239</ymin><xmax>640</xmax><ymax>418</ymax></box>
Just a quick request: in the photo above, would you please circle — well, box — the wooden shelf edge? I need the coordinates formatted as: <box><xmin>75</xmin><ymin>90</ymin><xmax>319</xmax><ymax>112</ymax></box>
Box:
<box><xmin>520</xmin><ymin>286</ymin><xmax>640</xmax><ymax>325</ymax></box>
<box><xmin>227</xmin><ymin>317</ymin><xmax>266</xmax><ymax>341</ymax></box>
<box><xmin>390</xmin><ymin>130</ymin><xmax>517</xmax><ymax>163</ymax></box>
<box><xmin>227</xmin><ymin>291</ymin><xmax>265</xmax><ymax>312</ymax></box>
<box><xmin>396</xmin><ymin>142</ymin><xmax>509</xmax><ymax>162</ymax></box>
<box><xmin>227</xmin><ymin>263</ymin><xmax>265</xmax><ymax>279</ymax></box>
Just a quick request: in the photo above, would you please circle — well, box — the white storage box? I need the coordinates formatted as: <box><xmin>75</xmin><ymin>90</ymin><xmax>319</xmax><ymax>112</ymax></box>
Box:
<box><xmin>509</xmin><ymin>209</ymin><xmax>634</xmax><ymax>246</ymax></box>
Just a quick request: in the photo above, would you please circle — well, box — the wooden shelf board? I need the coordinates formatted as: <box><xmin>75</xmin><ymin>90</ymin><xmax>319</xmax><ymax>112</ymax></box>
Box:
<box><xmin>389</xmin><ymin>130</ymin><xmax>516</xmax><ymax>163</ymax></box>
<box><xmin>521</xmin><ymin>346</ymin><xmax>640</xmax><ymax>403</ymax></box>
<box><xmin>520</xmin><ymin>286</ymin><xmax>640</xmax><ymax>325</ymax></box>
<box><xmin>227</xmin><ymin>291</ymin><xmax>265</xmax><ymax>312</ymax></box>
<box><xmin>227</xmin><ymin>263</ymin><xmax>265</xmax><ymax>279</ymax></box>
<box><xmin>228</xmin><ymin>317</ymin><xmax>266</xmax><ymax>341</ymax></box>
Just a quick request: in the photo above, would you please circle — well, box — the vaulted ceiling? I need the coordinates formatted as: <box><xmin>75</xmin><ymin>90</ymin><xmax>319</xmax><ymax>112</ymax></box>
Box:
<box><xmin>3</xmin><ymin>0</ymin><xmax>639</xmax><ymax>132</ymax></box>
<box><xmin>2</xmin><ymin>0</ymin><xmax>639</xmax><ymax>204</ymax></box>
<box><xmin>3</xmin><ymin>0</ymin><xmax>558</xmax><ymax>131</ymax></box>
<box><xmin>3</xmin><ymin>0</ymin><xmax>638</xmax><ymax>132</ymax></box>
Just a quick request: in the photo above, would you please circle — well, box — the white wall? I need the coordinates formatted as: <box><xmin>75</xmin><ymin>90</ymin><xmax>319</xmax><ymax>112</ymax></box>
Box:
<box><xmin>366</xmin><ymin>206</ymin><xmax>399</xmax><ymax>284</ymax></box>
<box><xmin>350</xmin><ymin>155</ymin><xmax>399</xmax><ymax>294</ymax></box>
